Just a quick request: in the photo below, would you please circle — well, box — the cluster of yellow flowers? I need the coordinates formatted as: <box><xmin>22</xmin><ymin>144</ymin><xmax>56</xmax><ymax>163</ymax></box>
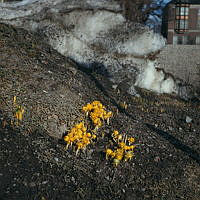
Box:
<box><xmin>64</xmin><ymin>122</ymin><xmax>96</xmax><ymax>155</ymax></box>
<box><xmin>64</xmin><ymin>101</ymin><xmax>112</xmax><ymax>155</ymax></box>
<box><xmin>106</xmin><ymin>130</ymin><xmax>136</xmax><ymax>167</ymax></box>
<box><xmin>82</xmin><ymin>101</ymin><xmax>112</xmax><ymax>131</ymax></box>
<box><xmin>13</xmin><ymin>96</ymin><xmax>25</xmax><ymax>125</ymax></box>
<box><xmin>64</xmin><ymin>101</ymin><xmax>137</xmax><ymax>167</ymax></box>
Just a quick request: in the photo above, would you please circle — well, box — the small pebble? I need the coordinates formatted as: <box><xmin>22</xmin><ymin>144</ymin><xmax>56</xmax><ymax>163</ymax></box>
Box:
<box><xmin>186</xmin><ymin>116</ymin><xmax>192</xmax><ymax>123</ymax></box>
<box><xmin>168</xmin><ymin>126</ymin><xmax>173</xmax><ymax>131</ymax></box>
<box><xmin>141</xmin><ymin>188</ymin><xmax>146</xmax><ymax>192</ymax></box>
<box><xmin>29</xmin><ymin>182</ymin><xmax>36</xmax><ymax>187</ymax></box>
<box><xmin>105</xmin><ymin>176</ymin><xmax>110</xmax><ymax>181</ymax></box>
<box><xmin>54</xmin><ymin>157</ymin><xmax>59</xmax><ymax>162</ymax></box>
<box><xmin>71</xmin><ymin>177</ymin><xmax>75</xmax><ymax>182</ymax></box>
<box><xmin>112</xmin><ymin>85</ymin><xmax>118</xmax><ymax>90</ymax></box>
<box><xmin>42</xmin><ymin>181</ymin><xmax>48</xmax><ymax>185</ymax></box>
<box><xmin>154</xmin><ymin>156</ymin><xmax>160</xmax><ymax>162</ymax></box>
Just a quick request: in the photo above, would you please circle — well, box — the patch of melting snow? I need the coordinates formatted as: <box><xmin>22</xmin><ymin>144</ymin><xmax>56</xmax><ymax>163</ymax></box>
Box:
<box><xmin>135</xmin><ymin>61</ymin><xmax>177</xmax><ymax>94</ymax></box>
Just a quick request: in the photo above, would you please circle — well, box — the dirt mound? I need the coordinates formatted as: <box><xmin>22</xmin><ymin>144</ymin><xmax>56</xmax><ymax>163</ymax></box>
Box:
<box><xmin>0</xmin><ymin>23</ymin><xmax>200</xmax><ymax>200</ymax></box>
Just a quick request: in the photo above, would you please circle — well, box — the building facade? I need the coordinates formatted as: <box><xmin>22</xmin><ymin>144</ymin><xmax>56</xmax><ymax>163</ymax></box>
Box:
<box><xmin>161</xmin><ymin>0</ymin><xmax>200</xmax><ymax>45</ymax></box>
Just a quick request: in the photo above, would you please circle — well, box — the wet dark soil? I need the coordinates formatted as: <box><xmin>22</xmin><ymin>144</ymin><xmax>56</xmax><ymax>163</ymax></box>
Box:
<box><xmin>0</xmin><ymin>23</ymin><xmax>200</xmax><ymax>200</ymax></box>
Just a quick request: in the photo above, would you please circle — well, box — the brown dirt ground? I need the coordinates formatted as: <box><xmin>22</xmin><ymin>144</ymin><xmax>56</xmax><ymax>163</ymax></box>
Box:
<box><xmin>0</xmin><ymin>23</ymin><xmax>200</xmax><ymax>200</ymax></box>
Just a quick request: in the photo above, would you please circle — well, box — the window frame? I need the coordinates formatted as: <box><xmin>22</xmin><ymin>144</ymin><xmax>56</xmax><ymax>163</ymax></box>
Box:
<box><xmin>197</xmin><ymin>9</ymin><xmax>200</xmax><ymax>29</ymax></box>
<box><xmin>174</xmin><ymin>3</ymin><xmax>189</xmax><ymax>33</ymax></box>
<box><xmin>196</xmin><ymin>36</ymin><xmax>200</xmax><ymax>45</ymax></box>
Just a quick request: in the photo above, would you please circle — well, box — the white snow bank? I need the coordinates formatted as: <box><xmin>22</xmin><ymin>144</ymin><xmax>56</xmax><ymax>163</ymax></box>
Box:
<box><xmin>0</xmin><ymin>8</ymin><xmax>32</xmax><ymax>19</ymax></box>
<box><xmin>0</xmin><ymin>0</ymin><xmax>38</xmax><ymax>7</ymax></box>
<box><xmin>135</xmin><ymin>61</ymin><xmax>177</xmax><ymax>94</ymax></box>
<box><xmin>0</xmin><ymin>0</ymin><xmax>180</xmax><ymax>96</ymax></box>
<box><xmin>14</xmin><ymin>0</ymin><xmax>38</xmax><ymax>6</ymax></box>
<box><xmin>75</xmin><ymin>11</ymin><xmax>125</xmax><ymax>42</ymax></box>
<box><xmin>117</xmin><ymin>31</ymin><xmax>166</xmax><ymax>56</ymax></box>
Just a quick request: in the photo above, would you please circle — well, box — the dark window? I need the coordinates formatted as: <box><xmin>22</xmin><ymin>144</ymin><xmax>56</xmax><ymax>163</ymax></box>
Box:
<box><xmin>178</xmin><ymin>36</ymin><xmax>183</xmax><ymax>44</ymax></box>
<box><xmin>188</xmin><ymin>36</ymin><xmax>196</xmax><ymax>45</ymax></box>
<box><xmin>173</xmin><ymin>35</ymin><xmax>188</xmax><ymax>44</ymax></box>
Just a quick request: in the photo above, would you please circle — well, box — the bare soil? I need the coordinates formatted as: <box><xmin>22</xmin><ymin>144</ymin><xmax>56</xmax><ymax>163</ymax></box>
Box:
<box><xmin>0</xmin><ymin>23</ymin><xmax>200</xmax><ymax>200</ymax></box>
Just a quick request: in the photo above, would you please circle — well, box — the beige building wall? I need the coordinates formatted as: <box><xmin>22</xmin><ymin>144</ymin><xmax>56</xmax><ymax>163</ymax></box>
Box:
<box><xmin>157</xmin><ymin>45</ymin><xmax>200</xmax><ymax>88</ymax></box>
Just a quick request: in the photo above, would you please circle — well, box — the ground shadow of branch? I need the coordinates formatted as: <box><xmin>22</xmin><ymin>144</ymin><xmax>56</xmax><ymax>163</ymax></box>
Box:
<box><xmin>146</xmin><ymin>123</ymin><xmax>200</xmax><ymax>165</ymax></box>
<box><xmin>75</xmin><ymin>61</ymin><xmax>138</xmax><ymax>120</ymax></box>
